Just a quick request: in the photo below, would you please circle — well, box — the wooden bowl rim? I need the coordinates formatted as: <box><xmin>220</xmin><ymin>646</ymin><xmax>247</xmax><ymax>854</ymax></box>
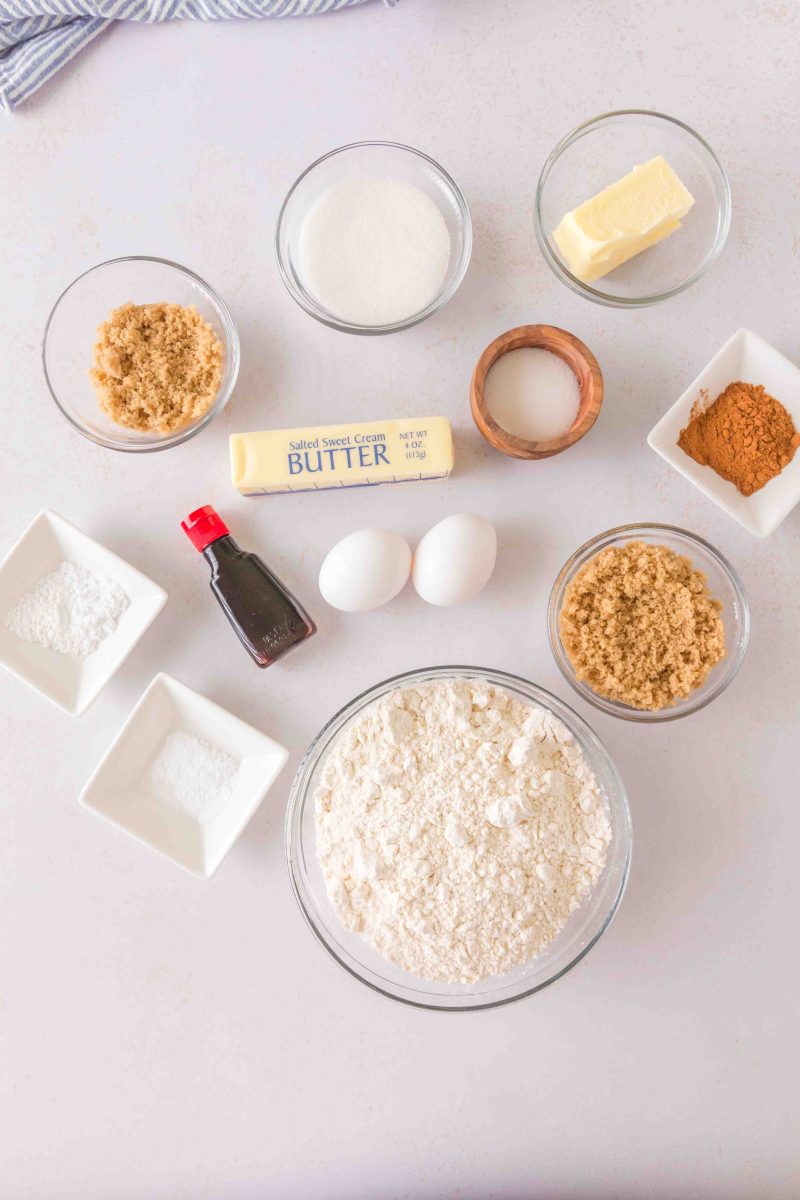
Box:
<box><xmin>470</xmin><ymin>323</ymin><xmax>604</xmax><ymax>459</ymax></box>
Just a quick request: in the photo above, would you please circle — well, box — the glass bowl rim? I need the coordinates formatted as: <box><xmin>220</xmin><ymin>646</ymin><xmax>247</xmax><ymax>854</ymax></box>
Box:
<box><xmin>548</xmin><ymin>522</ymin><xmax>751</xmax><ymax>723</ymax></box>
<box><xmin>42</xmin><ymin>254</ymin><xmax>241</xmax><ymax>454</ymax></box>
<box><xmin>285</xmin><ymin>663</ymin><xmax>632</xmax><ymax>1012</ymax></box>
<box><xmin>534</xmin><ymin>109</ymin><xmax>732</xmax><ymax>309</ymax></box>
<box><xmin>274</xmin><ymin>139</ymin><xmax>473</xmax><ymax>336</ymax></box>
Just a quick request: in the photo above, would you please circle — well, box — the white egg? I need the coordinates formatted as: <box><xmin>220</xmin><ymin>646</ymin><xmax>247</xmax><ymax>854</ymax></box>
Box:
<box><xmin>412</xmin><ymin>513</ymin><xmax>497</xmax><ymax>607</ymax></box>
<box><xmin>319</xmin><ymin>529</ymin><xmax>412</xmax><ymax>613</ymax></box>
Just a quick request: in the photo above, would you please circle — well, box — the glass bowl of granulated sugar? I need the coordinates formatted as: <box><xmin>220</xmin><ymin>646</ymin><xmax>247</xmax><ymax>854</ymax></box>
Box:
<box><xmin>285</xmin><ymin>666</ymin><xmax>631</xmax><ymax>1012</ymax></box>
<box><xmin>275</xmin><ymin>142</ymin><xmax>472</xmax><ymax>335</ymax></box>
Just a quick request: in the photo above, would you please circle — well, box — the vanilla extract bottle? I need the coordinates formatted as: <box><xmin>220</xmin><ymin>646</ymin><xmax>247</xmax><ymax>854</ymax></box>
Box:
<box><xmin>181</xmin><ymin>505</ymin><xmax>315</xmax><ymax>668</ymax></box>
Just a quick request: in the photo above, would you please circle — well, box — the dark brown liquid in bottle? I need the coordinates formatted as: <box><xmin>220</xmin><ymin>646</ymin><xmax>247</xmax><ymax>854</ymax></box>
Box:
<box><xmin>203</xmin><ymin>534</ymin><xmax>316</xmax><ymax>668</ymax></box>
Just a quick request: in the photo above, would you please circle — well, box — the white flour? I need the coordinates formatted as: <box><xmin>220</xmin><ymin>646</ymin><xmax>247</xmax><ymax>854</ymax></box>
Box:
<box><xmin>149</xmin><ymin>730</ymin><xmax>239</xmax><ymax>826</ymax></box>
<box><xmin>315</xmin><ymin>679</ymin><xmax>612</xmax><ymax>984</ymax></box>
<box><xmin>299</xmin><ymin>175</ymin><xmax>451</xmax><ymax>326</ymax></box>
<box><xmin>4</xmin><ymin>560</ymin><xmax>129</xmax><ymax>657</ymax></box>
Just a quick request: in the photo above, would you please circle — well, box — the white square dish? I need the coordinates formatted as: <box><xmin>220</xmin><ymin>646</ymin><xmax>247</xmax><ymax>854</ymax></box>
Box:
<box><xmin>647</xmin><ymin>329</ymin><xmax>800</xmax><ymax>537</ymax></box>
<box><xmin>80</xmin><ymin>673</ymin><xmax>289</xmax><ymax>878</ymax></box>
<box><xmin>0</xmin><ymin>510</ymin><xmax>167</xmax><ymax>714</ymax></box>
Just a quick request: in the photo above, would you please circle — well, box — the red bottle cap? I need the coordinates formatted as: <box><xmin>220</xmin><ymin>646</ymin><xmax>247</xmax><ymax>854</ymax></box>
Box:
<box><xmin>181</xmin><ymin>505</ymin><xmax>230</xmax><ymax>552</ymax></box>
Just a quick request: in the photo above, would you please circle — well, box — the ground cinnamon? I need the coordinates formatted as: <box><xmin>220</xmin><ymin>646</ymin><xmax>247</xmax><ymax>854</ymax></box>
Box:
<box><xmin>678</xmin><ymin>380</ymin><xmax>800</xmax><ymax>497</ymax></box>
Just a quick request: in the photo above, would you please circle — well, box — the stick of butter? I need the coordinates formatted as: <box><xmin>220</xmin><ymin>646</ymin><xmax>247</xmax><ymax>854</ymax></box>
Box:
<box><xmin>230</xmin><ymin>416</ymin><xmax>454</xmax><ymax>496</ymax></box>
<box><xmin>552</xmin><ymin>156</ymin><xmax>695</xmax><ymax>284</ymax></box>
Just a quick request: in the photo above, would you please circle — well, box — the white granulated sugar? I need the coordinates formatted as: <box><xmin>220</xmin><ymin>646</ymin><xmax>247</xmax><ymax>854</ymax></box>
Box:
<box><xmin>4</xmin><ymin>560</ymin><xmax>129</xmax><ymax>657</ymax></box>
<box><xmin>299</xmin><ymin>175</ymin><xmax>451</xmax><ymax>326</ymax></box>
<box><xmin>485</xmin><ymin>347</ymin><xmax>581</xmax><ymax>443</ymax></box>
<box><xmin>315</xmin><ymin>680</ymin><xmax>612</xmax><ymax>984</ymax></box>
<box><xmin>149</xmin><ymin>730</ymin><xmax>239</xmax><ymax>826</ymax></box>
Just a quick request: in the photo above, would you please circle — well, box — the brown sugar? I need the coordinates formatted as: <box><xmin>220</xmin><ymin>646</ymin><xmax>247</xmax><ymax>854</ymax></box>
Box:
<box><xmin>90</xmin><ymin>302</ymin><xmax>223</xmax><ymax>434</ymax></box>
<box><xmin>559</xmin><ymin>541</ymin><xmax>726</xmax><ymax>711</ymax></box>
<box><xmin>678</xmin><ymin>380</ymin><xmax>800</xmax><ymax>497</ymax></box>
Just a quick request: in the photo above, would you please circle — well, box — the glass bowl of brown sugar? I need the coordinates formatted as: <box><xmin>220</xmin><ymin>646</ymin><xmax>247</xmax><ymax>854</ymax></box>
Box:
<box><xmin>548</xmin><ymin>523</ymin><xmax>750</xmax><ymax>723</ymax></box>
<box><xmin>43</xmin><ymin>256</ymin><xmax>240</xmax><ymax>453</ymax></box>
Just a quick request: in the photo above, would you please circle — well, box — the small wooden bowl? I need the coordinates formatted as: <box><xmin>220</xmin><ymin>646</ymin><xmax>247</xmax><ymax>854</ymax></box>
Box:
<box><xmin>470</xmin><ymin>324</ymin><xmax>603</xmax><ymax>459</ymax></box>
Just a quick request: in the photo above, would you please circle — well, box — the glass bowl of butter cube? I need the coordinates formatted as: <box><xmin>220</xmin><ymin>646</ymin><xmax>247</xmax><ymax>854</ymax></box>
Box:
<box><xmin>535</xmin><ymin>110</ymin><xmax>731</xmax><ymax>308</ymax></box>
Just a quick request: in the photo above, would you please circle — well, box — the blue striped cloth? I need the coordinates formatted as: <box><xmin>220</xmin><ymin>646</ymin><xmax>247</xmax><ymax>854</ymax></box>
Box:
<box><xmin>0</xmin><ymin>0</ymin><xmax>394</xmax><ymax>111</ymax></box>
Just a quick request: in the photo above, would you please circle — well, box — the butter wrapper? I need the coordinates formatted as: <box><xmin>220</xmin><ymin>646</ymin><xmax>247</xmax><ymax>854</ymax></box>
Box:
<box><xmin>230</xmin><ymin>416</ymin><xmax>454</xmax><ymax>496</ymax></box>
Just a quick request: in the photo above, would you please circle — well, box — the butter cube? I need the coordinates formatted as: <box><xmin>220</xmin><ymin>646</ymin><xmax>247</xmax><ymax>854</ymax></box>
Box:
<box><xmin>552</xmin><ymin>156</ymin><xmax>695</xmax><ymax>284</ymax></box>
<box><xmin>230</xmin><ymin>416</ymin><xmax>453</xmax><ymax>496</ymax></box>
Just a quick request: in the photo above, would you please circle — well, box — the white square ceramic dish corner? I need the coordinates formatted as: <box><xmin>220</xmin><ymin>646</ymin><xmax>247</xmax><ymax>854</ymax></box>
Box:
<box><xmin>79</xmin><ymin>673</ymin><xmax>289</xmax><ymax>879</ymax></box>
<box><xmin>0</xmin><ymin>510</ymin><xmax>167</xmax><ymax>715</ymax></box>
<box><xmin>647</xmin><ymin>329</ymin><xmax>800</xmax><ymax>537</ymax></box>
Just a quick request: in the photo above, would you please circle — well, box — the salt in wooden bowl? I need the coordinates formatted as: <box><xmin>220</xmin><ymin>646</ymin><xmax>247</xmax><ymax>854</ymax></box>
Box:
<box><xmin>470</xmin><ymin>324</ymin><xmax>603</xmax><ymax>460</ymax></box>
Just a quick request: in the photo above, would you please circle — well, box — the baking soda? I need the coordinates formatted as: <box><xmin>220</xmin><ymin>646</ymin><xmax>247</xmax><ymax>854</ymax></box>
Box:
<box><xmin>485</xmin><ymin>347</ymin><xmax>580</xmax><ymax>443</ymax></box>
<box><xmin>149</xmin><ymin>730</ymin><xmax>239</xmax><ymax>825</ymax></box>
<box><xmin>299</xmin><ymin>176</ymin><xmax>451</xmax><ymax>326</ymax></box>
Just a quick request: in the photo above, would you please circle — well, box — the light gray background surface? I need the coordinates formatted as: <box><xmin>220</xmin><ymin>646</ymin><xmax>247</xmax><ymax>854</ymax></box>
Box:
<box><xmin>1</xmin><ymin>1</ymin><xmax>799</xmax><ymax>1196</ymax></box>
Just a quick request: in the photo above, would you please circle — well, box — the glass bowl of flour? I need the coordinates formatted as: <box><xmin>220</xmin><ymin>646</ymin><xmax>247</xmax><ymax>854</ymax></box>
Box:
<box><xmin>285</xmin><ymin>666</ymin><xmax>631</xmax><ymax>1011</ymax></box>
<box><xmin>275</xmin><ymin>142</ymin><xmax>472</xmax><ymax>334</ymax></box>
